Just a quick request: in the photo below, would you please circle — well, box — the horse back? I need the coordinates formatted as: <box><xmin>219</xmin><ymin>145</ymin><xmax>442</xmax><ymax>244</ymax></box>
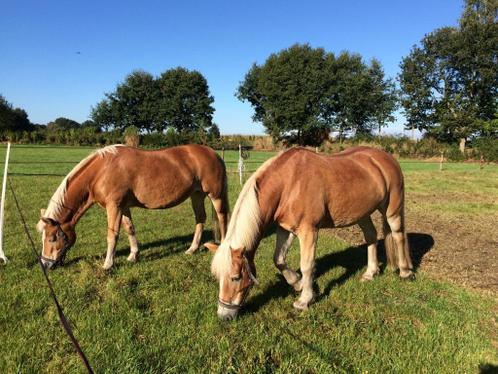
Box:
<box><xmin>257</xmin><ymin>147</ymin><xmax>404</xmax><ymax>230</ymax></box>
<box><xmin>93</xmin><ymin>145</ymin><xmax>226</xmax><ymax>209</ymax></box>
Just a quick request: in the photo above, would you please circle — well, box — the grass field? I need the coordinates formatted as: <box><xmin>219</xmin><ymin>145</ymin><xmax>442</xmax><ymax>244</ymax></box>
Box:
<box><xmin>0</xmin><ymin>145</ymin><xmax>497</xmax><ymax>373</ymax></box>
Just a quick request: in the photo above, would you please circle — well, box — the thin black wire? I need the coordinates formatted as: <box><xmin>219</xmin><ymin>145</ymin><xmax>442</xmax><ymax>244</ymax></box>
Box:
<box><xmin>8</xmin><ymin>178</ymin><xmax>94</xmax><ymax>374</ymax></box>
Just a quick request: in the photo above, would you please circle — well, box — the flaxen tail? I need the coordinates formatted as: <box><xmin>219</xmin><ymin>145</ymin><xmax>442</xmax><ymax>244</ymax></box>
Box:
<box><xmin>383</xmin><ymin>209</ymin><xmax>413</xmax><ymax>271</ymax></box>
<box><xmin>383</xmin><ymin>217</ymin><xmax>398</xmax><ymax>269</ymax></box>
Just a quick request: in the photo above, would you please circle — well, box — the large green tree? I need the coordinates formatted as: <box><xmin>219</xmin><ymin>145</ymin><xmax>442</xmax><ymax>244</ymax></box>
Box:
<box><xmin>237</xmin><ymin>44</ymin><xmax>329</xmax><ymax>145</ymax></box>
<box><xmin>91</xmin><ymin>68</ymin><xmax>215</xmax><ymax>135</ymax></box>
<box><xmin>399</xmin><ymin>0</ymin><xmax>498</xmax><ymax>152</ymax></box>
<box><xmin>237</xmin><ymin>44</ymin><xmax>397</xmax><ymax>145</ymax></box>
<box><xmin>91</xmin><ymin>70</ymin><xmax>158</xmax><ymax>132</ymax></box>
<box><xmin>156</xmin><ymin>68</ymin><xmax>214</xmax><ymax>134</ymax></box>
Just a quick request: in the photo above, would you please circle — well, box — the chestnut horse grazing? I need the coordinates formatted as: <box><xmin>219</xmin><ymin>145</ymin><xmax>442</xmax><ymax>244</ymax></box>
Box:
<box><xmin>208</xmin><ymin>146</ymin><xmax>414</xmax><ymax>320</ymax></box>
<box><xmin>37</xmin><ymin>144</ymin><xmax>229</xmax><ymax>270</ymax></box>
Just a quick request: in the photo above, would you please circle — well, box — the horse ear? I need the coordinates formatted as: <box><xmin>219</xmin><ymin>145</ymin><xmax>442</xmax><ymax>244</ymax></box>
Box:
<box><xmin>36</xmin><ymin>220</ymin><xmax>45</xmax><ymax>232</ymax></box>
<box><xmin>41</xmin><ymin>217</ymin><xmax>58</xmax><ymax>226</ymax></box>
<box><xmin>230</xmin><ymin>247</ymin><xmax>245</xmax><ymax>258</ymax></box>
<box><xmin>204</xmin><ymin>242</ymin><xmax>219</xmax><ymax>253</ymax></box>
<box><xmin>40</xmin><ymin>208</ymin><xmax>46</xmax><ymax>217</ymax></box>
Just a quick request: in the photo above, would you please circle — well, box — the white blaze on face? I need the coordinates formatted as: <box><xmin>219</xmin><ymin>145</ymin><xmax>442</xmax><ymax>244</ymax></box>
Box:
<box><xmin>41</xmin><ymin>229</ymin><xmax>46</xmax><ymax>256</ymax></box>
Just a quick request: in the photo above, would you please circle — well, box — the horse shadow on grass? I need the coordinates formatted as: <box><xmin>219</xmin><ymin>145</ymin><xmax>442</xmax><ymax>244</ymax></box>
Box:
<box><xmin>245</xmin><ymin>232</ymin><xmax>434</xmax><ymax>315</ymax></box>
<box><xmin>63</xmin><ymin>230</ymin><xmax>216</xmax><ymax>267</ymax></box>
<box><xmin>479</xmin><ymin>363</ymin><xmax>498</xmax><ymax>374</ymax></box>
<box><xmin>62</xmin><ymin>223</ymin><xmax>279</xmax><ymax>269</ymax></box>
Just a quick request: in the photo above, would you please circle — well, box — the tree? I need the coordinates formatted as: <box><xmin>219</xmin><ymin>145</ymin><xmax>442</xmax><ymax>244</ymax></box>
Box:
<box><xmin>156</xmin><ymin>68</ymin><xmax>215</xmax><ymax>134</ymax></box>
<box><xmin>323</xmin><ymin>53</ymin><xmax>396</xmax><ymax>140</ymax></box>
<box><xmin>90</xmin><ymin>100</ymin><xmax>114</xmax><ymax>131</ymax></box>
<box><xmin>0</xmin><ymin>95</ymin><xmax>33</xmax><ymax>132</ymax></box>
<box><xmin>47</xmin><ymin>117</ymin><xmax>80</xmax><ymax>130</ymax></box>
<box><xmin>91</xmin><ymin>70</ymin><xmax>157</xmax><ymax>132</ymax></box>
<box><xmin>91</xmin><ymin>68</ymin><xmax>215</xmax><ymax>136</ymax></box>
<box><xmin>368</xmin><ymin>59</ymin><xmax>398</xmax><ymax>136</ymax></box>
<box><xmin>237</xmin><ymin>44</ymin><xmax>329</xmax><ymax>146</ymax></box>
<box><xmin>399</xmin><ymin>0</ymin><xmax>498</xmax><ymax>152</ymax></box>
<box><xmin>237</xmin><ymin>44</ymin><xmax>397</xmax><ymax>145</ymax></box>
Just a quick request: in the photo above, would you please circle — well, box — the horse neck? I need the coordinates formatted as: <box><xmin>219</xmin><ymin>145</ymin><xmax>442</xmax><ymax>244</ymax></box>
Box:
<box><xmin>227</xmin><ymin>177</ymin><xmax>278</xmax><ymax>256</ymax></box>
<box><xmin>55</xmin><ymin>164</ymin><xmax>96</xmax><ymax>227</ymax></box>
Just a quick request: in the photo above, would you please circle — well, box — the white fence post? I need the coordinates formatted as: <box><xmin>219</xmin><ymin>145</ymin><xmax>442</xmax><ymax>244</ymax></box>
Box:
<box><xmin>0</xmin><ymin>142</ymin><xmax>11</xmax><ymax>263</ymax></box>
<box><xmin>238</xmin><ymin>144</ymin><xmax>244</xmax><ymax>186</ymax></box>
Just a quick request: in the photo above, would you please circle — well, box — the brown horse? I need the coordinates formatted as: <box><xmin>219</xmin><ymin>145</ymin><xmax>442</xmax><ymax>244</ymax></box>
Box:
<box><xmin>36</xmin><ymin>144</ymin><xmax>229</xmax><ymax>270</ymax></box>
<box><xmin>207</xmin><ymin>146</ymin><xmax>414</xmax><ymax>320</ymax></box>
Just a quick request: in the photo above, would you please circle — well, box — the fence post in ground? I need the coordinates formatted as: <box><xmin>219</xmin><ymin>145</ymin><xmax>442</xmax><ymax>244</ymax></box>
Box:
<box><xmin>0</xmin><ymin>142</ymin><xmax>11</xmax><ymax>263</ymax></box>
<box><xmin>439</xmin><ymin>151</ymin><xmax>444</xmax><ymax>172</ymax></box>
<box><xmin>238</xmin><ymin>144</ymin><xmax>244</xmax><ymax>186</ymax></box>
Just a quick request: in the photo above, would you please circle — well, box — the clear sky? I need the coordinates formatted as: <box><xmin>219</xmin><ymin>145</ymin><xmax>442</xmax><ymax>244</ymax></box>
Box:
<box><xmin>0</xmin><ymin>0</ymin><xmax>463</xmax><ymax>135</ymax></box>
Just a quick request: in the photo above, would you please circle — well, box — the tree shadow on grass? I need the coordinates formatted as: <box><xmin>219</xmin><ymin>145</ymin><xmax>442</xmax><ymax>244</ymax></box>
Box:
<box><xmin>63</xmin><ymin>230</ymin><xmax>215</xmax><ymax>267</ymax></box>
<box><xmin>246</xmin><ymin>232</ymin><xmax>434</xmax><ymax>314</ymax></box>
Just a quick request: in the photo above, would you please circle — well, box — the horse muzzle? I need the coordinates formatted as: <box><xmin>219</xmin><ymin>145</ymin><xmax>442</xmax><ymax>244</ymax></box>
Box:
<box><xmin>40</xmin><ymin>252</ymin><xmax>65</xmax><ymax>270</ymax></box>
<box><xmin>40</xmin><ymin>256</ymin><xmax>56</xmax><ymax>270</ymax></box>
<box><xmin>217</xmin><ymin>300</ymin><xmax>241</xmax><ymax>321</ymax></box>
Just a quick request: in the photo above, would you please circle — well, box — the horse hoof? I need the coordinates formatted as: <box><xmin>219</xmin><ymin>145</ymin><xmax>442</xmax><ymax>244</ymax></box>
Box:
<box><xmin>400</xmin><ymin>272</ymin><xmax>415</xmax><ymax>281</ymax></box>
<box><xmin>360</xmin><ymin>274</ymin><xmax>374</xmax><ymax>282</ymax></box>
<box><xmin>127</xmin><ymin>254</ymin><xmax>138</xmax><ymax>262</ymax></box>
<box><xmin>361</xmin><ymin>269</ymin><xmax>379</xmax><ymax>282</ymax></box>
<box><xmin>293</xmin><ymin>300</ymin><xmax>309</xmax><ymax>311</ymax></box>
<box><xmin>102</xmin><ymin>263</ymin><xmax>113</xmax><ymax>270</ymax></box>
<box><xmin>185</xmin><ymin>248</ymin><xmax>197</xmax><ymax>255</ymax></box>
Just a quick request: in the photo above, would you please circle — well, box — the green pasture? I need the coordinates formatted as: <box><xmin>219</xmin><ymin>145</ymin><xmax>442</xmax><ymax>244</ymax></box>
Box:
<box><xmin>0</xmin><ymin>145</ymin><xmax>496</xmax><ymax>373</ymax></box>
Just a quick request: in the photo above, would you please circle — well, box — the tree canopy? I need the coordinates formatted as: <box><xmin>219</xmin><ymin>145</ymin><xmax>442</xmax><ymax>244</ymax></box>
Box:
<box><xmin>236</xmin><ymin>44</ymin><xmax>397</xmax><ymax>145</ymax></box>
<box><xmin>90</xmin><ymin>68</ymin><xmax>215</xmax><ymax>136</ymax></box>
<box><xmin>399</xmin><ymin>0</ymin><xmax>497</xmax><ymax>150</ymax></box>
<box><xmin>0</xmin><ymin>95</ymin><xmax>32</xmax><ymax>132</ymax></box>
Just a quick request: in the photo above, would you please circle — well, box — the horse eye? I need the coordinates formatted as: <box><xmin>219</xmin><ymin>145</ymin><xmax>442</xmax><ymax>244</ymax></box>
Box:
<box><xmin>48</xmin><ymin>235</ymin><xmax>57</xmax><ymax>243</ymax></box>
<box><xmin>230</xmin><ymin>275</ymin><xmax>241</xmax><ymax>282</ymax></box>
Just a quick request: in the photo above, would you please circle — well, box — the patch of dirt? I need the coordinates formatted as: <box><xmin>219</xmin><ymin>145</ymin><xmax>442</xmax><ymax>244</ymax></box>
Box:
<box><xmin>329</xmin><ymin>196</ymin><xmax>498</xmax><ymax>296</ymax></box>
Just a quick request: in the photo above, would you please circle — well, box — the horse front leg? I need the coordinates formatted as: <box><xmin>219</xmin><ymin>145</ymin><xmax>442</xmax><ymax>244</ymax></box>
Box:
<box><xmin>103</xmin><ymin>204</ymin><xmax>122</xmax><ymax>270</ymax></box>
<box><xmin>293</xmin><ymin>228</ymin><xmax>318</xmax><ymax>310</ymax></box>
<box><xmin>122</xmin><ymin>208</ymin><xmax>139</xmax><ymax>262</ymax></box>
<box><xmin>273</xmin><ymin>226</ymin><xmax>301</xmax><ymax>291</ymax></box>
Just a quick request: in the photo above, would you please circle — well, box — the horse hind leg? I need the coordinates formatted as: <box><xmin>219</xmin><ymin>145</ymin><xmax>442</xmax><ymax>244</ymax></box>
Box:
<box><xmin>122</xmin><ymin>208</ymin><xmax>139</xmax><ymax>262</ymax></box>
<box><xmin>185</xmin><ymin>191</ymin><xmax>206</xmax><ymax>255</ymax></box>
<box><xmin>358</xmin><ymin>217</ymin><xmax>380</xmax><ymax>282</ymax></box>
<box><xmin>273</xmin><ymin>226</ymin><xmax>301</xmax><ymax>291</ymax></box>
<box><xmin>209</xmin><ymin>192</ymin><xmax>229</xmax><ymax>242</ymax></box>
<box><xmin>385</xmin><ymin>213</ymin><xmax>414</xmax><ymax>280</ymax></box>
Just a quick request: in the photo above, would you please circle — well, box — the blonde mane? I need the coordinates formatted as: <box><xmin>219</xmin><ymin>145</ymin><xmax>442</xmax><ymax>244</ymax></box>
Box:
<box><xmin>38</xmin><ymin>145</ymin><xmax>124</xmax><ymax>226</ymax></box>
<box><xmin>211</xmin><ymin>153</ymin><xmax>280</xmax><ymax>279</ymax></box>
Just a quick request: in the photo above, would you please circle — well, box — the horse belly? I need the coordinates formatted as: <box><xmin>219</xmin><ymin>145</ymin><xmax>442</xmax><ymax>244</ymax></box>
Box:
<box><xmin>132</xmin><ymin>174</ymin><xmax>194</xmax><ymax>209</ymax></box>
<box><xmin>327</xmin><ymin>188</ymin><xmax>383</xmax><ymax>228</ymax></box>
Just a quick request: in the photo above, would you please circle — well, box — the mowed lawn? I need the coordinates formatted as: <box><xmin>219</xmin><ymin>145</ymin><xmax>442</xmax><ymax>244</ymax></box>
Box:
<box><xmin>0</xmin><ymin>145</ymin><xmax>497</xmax><ymax>373</ymax></box>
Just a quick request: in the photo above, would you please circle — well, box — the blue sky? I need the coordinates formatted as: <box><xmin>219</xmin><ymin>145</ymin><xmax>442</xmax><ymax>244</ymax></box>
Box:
<box><xmin>0</xmin><ymin>0</ymin><xmax>463</xmax><ymax>135</ymax></box>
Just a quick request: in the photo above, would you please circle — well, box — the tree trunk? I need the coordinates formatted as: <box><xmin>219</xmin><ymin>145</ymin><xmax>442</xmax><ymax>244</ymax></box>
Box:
<box><xmin>459</xmin><ymin>137</ymin><xmax>466</xmax><ymax>154</ymax></box>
